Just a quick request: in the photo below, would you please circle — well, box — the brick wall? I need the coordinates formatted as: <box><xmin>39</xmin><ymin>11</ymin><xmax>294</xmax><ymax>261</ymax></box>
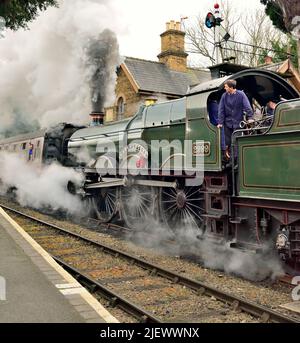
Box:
<box><xmin>161</xmin><ymin>30</ymin><xmax>185</xmax><ymax>53</ymax></box>
<box><xmin>105</xmin><ymin>69</ymin><xmax>142</xmax><ymax>122</ymax></box>
<box><xmin>158</xmin><ymin>53</ymin><xmax>188</xmax><ymax>73</ymax></box>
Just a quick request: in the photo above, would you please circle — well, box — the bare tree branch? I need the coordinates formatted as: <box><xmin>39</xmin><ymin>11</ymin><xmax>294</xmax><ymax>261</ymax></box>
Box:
<box><xmin>185</xmin><ymin>0</ymin><xmax>285</xmax><ymax>67</ymax></box>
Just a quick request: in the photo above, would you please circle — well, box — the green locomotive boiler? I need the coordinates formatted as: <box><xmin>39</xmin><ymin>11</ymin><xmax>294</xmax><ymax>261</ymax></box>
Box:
<box><xmin>68</xmin><ymin>69</ymin><xmax>300</xmax><ymax>270</ymax></box>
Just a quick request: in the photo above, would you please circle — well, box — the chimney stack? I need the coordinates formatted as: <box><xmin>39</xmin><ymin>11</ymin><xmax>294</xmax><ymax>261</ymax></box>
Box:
<box><xmin>158</xmin><ymin>20</ymin><xmax>188</xmax><ymax>72</ymax></box>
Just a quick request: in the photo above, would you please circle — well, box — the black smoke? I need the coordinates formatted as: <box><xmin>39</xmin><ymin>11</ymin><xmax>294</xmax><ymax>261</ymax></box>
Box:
<box><xmin>86</xmin><ymin>29</ymin><xmax>120</xmax><ymax>113</ymax></box>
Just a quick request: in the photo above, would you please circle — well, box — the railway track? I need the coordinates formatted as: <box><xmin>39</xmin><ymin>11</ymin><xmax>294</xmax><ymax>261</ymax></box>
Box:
<box><xmin>1</xmin><ymin>203</ymin><xmax>299</xmax><ymax>323</ymax></box>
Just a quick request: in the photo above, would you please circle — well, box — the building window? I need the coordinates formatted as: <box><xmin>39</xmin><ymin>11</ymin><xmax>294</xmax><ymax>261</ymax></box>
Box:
<box><xmin>117</xmin><ymin>97</ymin><xmax>125</xmax><ymax>120</ymax></box>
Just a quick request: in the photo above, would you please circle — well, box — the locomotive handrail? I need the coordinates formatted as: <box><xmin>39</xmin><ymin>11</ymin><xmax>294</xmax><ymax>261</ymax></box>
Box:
<box><xmin>239</xmin><ymin>115</ymin><xmax>274</xmax><ymax>130</ymax></box>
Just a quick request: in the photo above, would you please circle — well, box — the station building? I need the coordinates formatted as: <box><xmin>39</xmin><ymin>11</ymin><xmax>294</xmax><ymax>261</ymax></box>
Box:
<box><xmin>104</xmin><ymin>20</ymin><xmax>300</xmax><ymax>123</ymax></box>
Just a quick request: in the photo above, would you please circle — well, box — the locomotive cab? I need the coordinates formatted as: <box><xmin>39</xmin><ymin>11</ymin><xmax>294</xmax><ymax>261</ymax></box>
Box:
<box><xmin>187</xmin><ymin>69</ymin><xmax>299</xmax><ymax>172</ymax></box>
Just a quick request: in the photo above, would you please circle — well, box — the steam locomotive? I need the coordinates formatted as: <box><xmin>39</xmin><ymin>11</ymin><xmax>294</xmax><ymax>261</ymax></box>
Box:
<box><xmin>1</xmin><ymin>69</ymin><xmax>300</xmax><ymax>271</ymax></box>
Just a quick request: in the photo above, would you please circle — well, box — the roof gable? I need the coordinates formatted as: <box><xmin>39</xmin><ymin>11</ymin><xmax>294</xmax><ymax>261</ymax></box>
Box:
<box><xmin>259</xmin><ymin>59</ymin><xmax>300</xmax><ymax>93</ymax></box>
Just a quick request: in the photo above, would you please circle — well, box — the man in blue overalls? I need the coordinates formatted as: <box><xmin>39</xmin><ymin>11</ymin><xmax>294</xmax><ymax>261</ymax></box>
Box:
<box><xmin>217</xmin><ymin>80</ymin><xmax>253</xmax><ymax>159</ymax></box>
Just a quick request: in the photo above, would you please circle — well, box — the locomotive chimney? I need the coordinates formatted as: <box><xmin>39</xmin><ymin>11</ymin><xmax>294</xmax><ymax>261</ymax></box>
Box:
<box><xmin>90</xmin><ymin>110</ymin><xmax>104</xmax><ymax>126</ymax></box>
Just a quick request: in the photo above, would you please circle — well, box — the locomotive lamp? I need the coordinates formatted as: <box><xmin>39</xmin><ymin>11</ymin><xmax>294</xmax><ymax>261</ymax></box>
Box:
<box><xmin>145</xmin><ymin>98</ymin><xmax>158</xmax><ymax>107</ymax></box>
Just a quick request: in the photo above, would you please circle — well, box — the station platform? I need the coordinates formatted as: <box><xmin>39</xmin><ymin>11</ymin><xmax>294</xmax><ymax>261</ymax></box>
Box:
<box><xmin>0</xmin><ymin>207</ymin><xmax>118</xmax><ymax>323</ymax></box>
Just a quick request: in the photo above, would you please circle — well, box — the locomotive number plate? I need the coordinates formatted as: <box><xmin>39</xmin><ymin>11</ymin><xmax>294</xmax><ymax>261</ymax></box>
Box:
<box><xmin>193</xmin><ymin>142</ymin><xmax>211</xmax><ymax>157</ymax></box>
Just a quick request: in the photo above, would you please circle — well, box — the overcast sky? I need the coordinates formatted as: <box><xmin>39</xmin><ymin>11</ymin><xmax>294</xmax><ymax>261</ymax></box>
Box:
<box><xmin>0</xmin><ymin>0</ymin><xmax>273</xmax><ymax>133</ymax></box>
<box><xmin>0</xmin><ymin>0</ymin><xmax>267</xmax><ymax>66</ymax></box>
<box><xmin>114</xmin><ymin>0</ymin><xmax>265</xmax><ymax>64</ymax></box>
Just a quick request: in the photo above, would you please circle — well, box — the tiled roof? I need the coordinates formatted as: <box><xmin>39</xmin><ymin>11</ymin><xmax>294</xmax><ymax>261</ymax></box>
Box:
<box><xmin>123</xmin><ymin>57</ymin><xmax>211</xmax><ymax>96</ymax></box>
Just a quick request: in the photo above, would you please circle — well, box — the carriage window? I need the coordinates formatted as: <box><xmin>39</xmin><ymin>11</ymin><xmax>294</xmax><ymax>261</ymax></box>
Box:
<box><xmin>22</xmin><ymin>143</ymin><xmax>27</xmax><ymax>150</ymax></box>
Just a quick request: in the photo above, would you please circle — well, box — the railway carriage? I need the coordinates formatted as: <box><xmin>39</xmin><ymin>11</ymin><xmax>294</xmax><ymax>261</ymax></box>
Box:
<box><xmin>0</xmin><ymin>130</ymin><xmax>46</xmax><ymax>164</ymax></box>
<box><xmin>0</xmin><ymin>123</ymin><xmax>83</xmax><ymax>166</ymax></box>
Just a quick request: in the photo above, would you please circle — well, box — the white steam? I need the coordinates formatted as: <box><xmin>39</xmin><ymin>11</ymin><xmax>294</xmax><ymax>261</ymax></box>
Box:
<box><xmin>0</xmin><ymin>152</ymin><xmax>84</xmax><ymax>214</ymax></box>
<box><xmin>127</xmin><ymin>202</ymin><xmax>284</xmax><ymax>281</ymax></box>
<box><xmin>0</xmin><ymin>0</ymin><xmax>122</xmax><ymax>137</ymax></box>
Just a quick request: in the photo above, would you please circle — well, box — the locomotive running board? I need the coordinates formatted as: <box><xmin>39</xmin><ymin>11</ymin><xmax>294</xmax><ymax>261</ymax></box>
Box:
<box><xmin>85</xmin><ymin>178</ymin><xmax>126</xmax><ymax>189</ymax></box>
<box><xmin>134</xmin><ymin>179</ymin><xmax>177</xmax><ymax>189</ymax></box>
<box><xmin>85</xmin><ymin>178</ymin><xmax>177</xmax><ymax>190</ymax></box>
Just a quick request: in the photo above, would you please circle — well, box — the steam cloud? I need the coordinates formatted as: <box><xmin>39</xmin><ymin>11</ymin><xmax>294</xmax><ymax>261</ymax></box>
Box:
<box><xmin>0</xmin><ymin>0</ymin><xmax>122</xmax><ymax>138</ymax></box>
<box><xmin>127</xmin><ymin>203</ymin><xmax>284</xmax><ymax>281</ymax></box>
<box><xmin>0</xmin><ymin>152</ymin><xmax>84</xmax><ymax>214</ymax></box>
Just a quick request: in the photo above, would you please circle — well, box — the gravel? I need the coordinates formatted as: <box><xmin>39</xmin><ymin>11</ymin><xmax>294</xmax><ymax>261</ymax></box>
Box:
<box><xmin>1</xmin><ymin>196</ymin><xmax>299</xmax><ymax>322</ymax></box>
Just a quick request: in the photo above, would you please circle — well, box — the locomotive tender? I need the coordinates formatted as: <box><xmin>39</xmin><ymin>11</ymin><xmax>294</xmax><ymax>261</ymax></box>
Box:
<box><xmin>1</xmin><ymin>69</ymin><xmax>300</xmax><ymax>270</ymax></box>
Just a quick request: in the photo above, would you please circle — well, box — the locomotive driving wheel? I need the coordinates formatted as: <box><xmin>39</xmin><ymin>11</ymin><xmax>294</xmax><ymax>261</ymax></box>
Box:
<box><xmin>159</xmin><ymin>186</ymin><xmax>205</xmax><ymax>232</ymax></box>
<box><xmin>92</xmin><ymin>187</ymin><xmax>119</xmax><ymax>223</ymax></box>
<box><xmin>120</xmin><ymin>185</ymin><xmax>157</xmax><ymax>230</ymax></box>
